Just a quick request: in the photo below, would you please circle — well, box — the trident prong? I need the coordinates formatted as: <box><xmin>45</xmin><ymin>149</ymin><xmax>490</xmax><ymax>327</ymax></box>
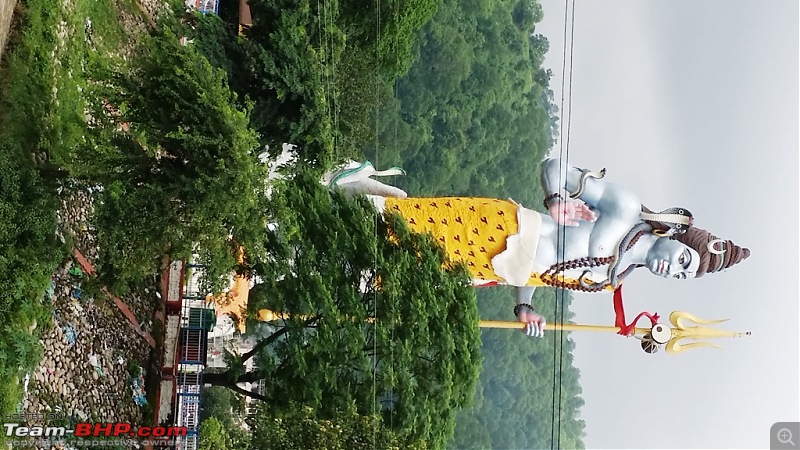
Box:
<box><xmin>663</xmin><ymin>311</ymin><xmax>751</xmax><ymax>354</ymax></box>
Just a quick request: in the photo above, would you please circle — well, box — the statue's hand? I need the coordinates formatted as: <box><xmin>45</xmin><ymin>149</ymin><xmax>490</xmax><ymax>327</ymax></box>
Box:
<box><xmin>548</xmin><ymin>199</ymin><xmax>596</xmax><ymax>226</ymax></box>
<box><xmin>518</xmin><ymin>310</ymin><xmax>546</xmax><ymax>338</ymax></box>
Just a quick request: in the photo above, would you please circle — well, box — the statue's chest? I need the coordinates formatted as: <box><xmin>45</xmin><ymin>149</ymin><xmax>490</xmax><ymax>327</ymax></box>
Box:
<box><xmin>563</xmin><ymin>218</ymin><xmax>635</xmax><ymax>259</ymax></box>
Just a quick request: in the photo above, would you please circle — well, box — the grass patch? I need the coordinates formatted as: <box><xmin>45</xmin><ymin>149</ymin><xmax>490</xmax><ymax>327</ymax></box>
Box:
<box><xmin>0</xmin><ymin>0</ymin><xmax>66</xmax><ymax>435</ymax></box>
<box><xmin>0</xmin><ymin>0</ymin><xmax>130</xmax><ymax>440</ymax></box>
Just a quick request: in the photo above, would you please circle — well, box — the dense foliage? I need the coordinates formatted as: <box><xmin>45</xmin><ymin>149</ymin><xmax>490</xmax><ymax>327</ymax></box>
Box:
<box><xmin>449</xmin><ymin>288</ymin><xmax>586</xmax><ymax>449</ymax></box>
<box><xmin>199</xmin><ymin>386</ymin><xmax>251</xmax><ymax>450</ymax></box>
<box><xmin>75</xmin><ymin>25</ymin><xmax>268</xmax><ymax>293</ymax></box>
<box><xmin>205</xmin><ymin>170</ymin><xmax>482</xmax><ymax>449</ymax></box>
<box><xmin>249</xmin><ymin>403</ymin><xmax>429</xmax><ymax>450</ymax></box>
<box><xmin>0</xmin><ymin>0</ymin><xmax>71</xmax><ymax>427</ymax></box>
<box><xmin>0</xmin><ymin>142</ymin><xmax>62</xmax><ymax>422</ymax></box>
<box><xmin>189</xmin><ymin>0</ymin><xmax>441</xmax><ymax>167</ymax></box>
<box><xmin>198</xmin><ymin>417</ymin><xmax>231</xmax><ymax>450</ymax></box>
<box><xmin>368</xmin><ymin>0</ymin><xmax>558</xmax><ymax>208</ymax></box>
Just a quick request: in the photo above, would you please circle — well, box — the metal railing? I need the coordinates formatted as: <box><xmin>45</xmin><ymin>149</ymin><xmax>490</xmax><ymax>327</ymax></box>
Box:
<box><xmin>172</xmin><ymin>262</ymin><xmax>216</xmax><ymax>449</ymax></box>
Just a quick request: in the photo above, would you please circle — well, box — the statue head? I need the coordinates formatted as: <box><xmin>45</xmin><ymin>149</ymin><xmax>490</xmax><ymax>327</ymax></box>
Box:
<box><xmin>640</xmin><ymin>205</ymin><xmax>749</xmax><ymax>279</ymax></box>
<box><xmin>545</xmin><ymin>222</ymin><xmax>750</xmax><ymax>291</ymax></box>
<box><xmin>669</xmin><ymin>226</ymin><xmax>750</xmax><ymax>277</ymax></box>
<box><xmin>644</xmin><ymin>237</ymin><xmax>702</xmax><ymax>279</ymax></box>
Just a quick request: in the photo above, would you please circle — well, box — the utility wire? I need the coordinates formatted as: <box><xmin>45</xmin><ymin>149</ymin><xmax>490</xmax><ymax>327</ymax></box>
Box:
<box><xmin>550</xmin><ymin>1</ymin><xmax>576</xmax><ymax>449</ymax></box>
<box><xmin>372</xmin><ymin>0</ymin><xmax>381</xmax><ymax>447</ymax></box>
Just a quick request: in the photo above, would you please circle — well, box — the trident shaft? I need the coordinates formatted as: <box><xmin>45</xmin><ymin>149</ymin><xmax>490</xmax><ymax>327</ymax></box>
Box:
<box><xmin>257</xmin><ymin>309</ymin><xmax>749</xmax><ymax>355</ymax></box>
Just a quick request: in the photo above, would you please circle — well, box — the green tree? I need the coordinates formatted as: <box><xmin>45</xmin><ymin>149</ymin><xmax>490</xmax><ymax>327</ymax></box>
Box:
<box><xmin>0</xmin><ymin>141</ymin><xmax>64</xmax><ymax>319</ymax></box>
<box><xmin>449</xmin><ymin>287</ymin><xmax>586</xmax><ymax>450</ymax></box>
<box><xmin>337</xmin><ymin>0</ymin><xmax>441</xmax><ymax>77</ymax></box>
<box><xmin>201</xmin><ymin>386</ymin><xmax>245</xmax><ymax>422</ymax></box>
<box><xmin>199</xmin><ymin>417</ymin><xmax>230</xmax><ymax>450</ymax></box>
<box><xmin>248</xmin><ymin>403</ymin><xmax>429</xmax><ymax>450</ymax></box>
<box><xmin>75</xmin><ymin>25</ymin><xmax>267</xmax><ymax>293</ymax></box>
<box><xmin>232</xmin><ymin>0</ymin><xmax>347</xmax><ymax>165</ymax></box>
<box><xmin>368</xmin><ymin>0</ymin><xmax>557</xmax><ymax>207</ymax></box>
<box><xmin>188</xmin><ymin>0</ymin><xmax>441</xmax><ymax>166</ymax></box>
<box><xmin>203</xmin><ymin>170</ymin><xmax>482</xmax><ymax>448</ymax></box>
<box><xmin>0</xmin><ymin>141</ymin><xmax>65</xmax><ymax>424</ymax></box>
<box><xmin>200</xmin><ymin>386</ymin><xmax>250</xmax><ymax>450</ymax></box>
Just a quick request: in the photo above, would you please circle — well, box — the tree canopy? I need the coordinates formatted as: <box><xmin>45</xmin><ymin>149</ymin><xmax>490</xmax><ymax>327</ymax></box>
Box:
<box><xmin>449</xmin><ymin>287</ymin><xmax>586</xmax><ymax>449</ymax></box>
<box><xmin>199</xmin><ymin>386</ymin><xmax>251</xmax><ymax>450</ymax></box>
<box><xmin>205</xmin><ymin>170</ymin><xmax>482</xmax><ymax>448</ymax></box>
<box><xmin>74</xmin><ymin>24</ymin><xmax>268</xmax><ymax>292</ymax></box>
<box><xmin>188</xmin><ymin>0</ymin><xmax>442</xmax><ymax>167</ymax></box>
<box><xmin>367</xmin><ymin>0</ymin><xmax>558</xmax><ymax>207</ymax></box>
<box><xmin>248</xmin><ymin>403</ymin><xmax>429</xmax><ymax>450</ymax></box>
<box><xmin>199</xmin><ymin>417</ymin><xmax>231</xmax><ymax>450</ymax></box>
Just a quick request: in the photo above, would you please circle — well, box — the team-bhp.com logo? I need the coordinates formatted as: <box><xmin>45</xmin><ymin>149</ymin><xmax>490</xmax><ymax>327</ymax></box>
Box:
<box><xmin>4</xmin><ymin>422</ymin><xmax>188</xmax><ymax>438</ymax></box>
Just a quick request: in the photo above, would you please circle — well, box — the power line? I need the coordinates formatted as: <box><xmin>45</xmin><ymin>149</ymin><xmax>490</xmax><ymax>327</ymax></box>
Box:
<box><xmin>372</xmin><ymin>0</ymin><xmax>381</xmax><ymax>447</ymax></box>
<box><xmin>551</xmin><ymin>1</ymin><xmax>576</xmax><ymax>449</ymax></box>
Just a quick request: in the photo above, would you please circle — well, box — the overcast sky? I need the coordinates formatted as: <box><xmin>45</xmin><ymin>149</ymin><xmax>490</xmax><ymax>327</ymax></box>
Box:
<box><xmin>534</xmin><ymin>1</ymin><xmax>799</xmax><ymax>448</ymax></box>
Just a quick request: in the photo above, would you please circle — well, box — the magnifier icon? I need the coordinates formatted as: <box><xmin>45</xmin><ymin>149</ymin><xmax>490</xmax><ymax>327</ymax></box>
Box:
<box><xmin>777</xmin><ymin>428</ymin><xmax>795</xmax><ymax>446</ymax></box>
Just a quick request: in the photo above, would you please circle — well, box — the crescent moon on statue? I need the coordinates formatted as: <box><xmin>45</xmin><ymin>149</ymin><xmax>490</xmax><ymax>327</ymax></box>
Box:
<box><xmin>707</xmin><ymin>239</ymin><xmax>727</xmax><ymax>255</ymax></box>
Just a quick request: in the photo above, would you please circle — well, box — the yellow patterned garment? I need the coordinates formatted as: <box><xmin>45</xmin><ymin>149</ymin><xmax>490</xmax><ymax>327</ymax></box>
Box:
<box><xmin>384</xmin><ymin>197</ymin><xmax>551</xmax><ymax>286</ymax></box>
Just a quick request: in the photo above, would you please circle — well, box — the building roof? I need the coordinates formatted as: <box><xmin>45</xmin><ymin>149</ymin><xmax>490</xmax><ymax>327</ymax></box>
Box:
<box><xmin>239</xmin><ymin>0</ymin><xmax>252</xmax><ymax>27</ymax></box>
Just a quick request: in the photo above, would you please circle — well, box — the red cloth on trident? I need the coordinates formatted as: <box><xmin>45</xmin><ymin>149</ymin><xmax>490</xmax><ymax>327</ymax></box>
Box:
<box><xmin>613</xmin><ymin>286</ymin><xmax>660</xmax><ymax>336</ymax></box>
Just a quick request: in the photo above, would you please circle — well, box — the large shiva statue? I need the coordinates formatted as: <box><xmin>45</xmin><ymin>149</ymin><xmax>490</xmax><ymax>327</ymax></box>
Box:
<box><xmin>325</xmin><ymin>158</ymin><xmax>750</xmax><ymax>339</ymax></box>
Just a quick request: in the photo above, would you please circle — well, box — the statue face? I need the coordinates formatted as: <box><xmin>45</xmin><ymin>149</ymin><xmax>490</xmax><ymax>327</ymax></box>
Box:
<box><xmin>646</xmin><ymin>238</ymin><xmax>701</xmax><ymax>279</ymax></box>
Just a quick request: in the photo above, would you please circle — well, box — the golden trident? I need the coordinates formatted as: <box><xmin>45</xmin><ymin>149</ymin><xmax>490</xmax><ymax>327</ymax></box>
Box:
<box><xmin>257</xmin><ymin>309</ymin><xmax>750</xmax><ymax>355</ymax></box>
<box><xmin>478</xmin><ymin>310</ymin><xmax>751</xmax><ymax>354</ymax></box>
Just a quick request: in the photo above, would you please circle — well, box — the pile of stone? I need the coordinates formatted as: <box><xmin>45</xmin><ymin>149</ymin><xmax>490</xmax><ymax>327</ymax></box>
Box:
<box><xmin>56</xmin><ymin>186</ymin><xmax>99</xmax><ymax>263</ymax></box>
<box><xmin>23</xmin><ymin>186</ymin><xmax>158</xmax><ymax>437</ymax></box>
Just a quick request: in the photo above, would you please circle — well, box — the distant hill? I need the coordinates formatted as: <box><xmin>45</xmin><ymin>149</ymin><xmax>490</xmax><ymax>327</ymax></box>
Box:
<box><xmin>368</xmin><ymin>0</ymin><xmax>586</xmax><ymax>447</ymax></box>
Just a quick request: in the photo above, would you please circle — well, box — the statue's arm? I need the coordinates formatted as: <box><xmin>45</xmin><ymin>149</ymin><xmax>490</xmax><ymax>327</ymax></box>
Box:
<box><xmin>515</xmin><ymin>286</ymin><xmax>536</xmax><ymax>305</ymax></box>
<box><xmin>540</xmin><ymin>158</ymin><xmax>641</xmax><ymax>218</ymax></box>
